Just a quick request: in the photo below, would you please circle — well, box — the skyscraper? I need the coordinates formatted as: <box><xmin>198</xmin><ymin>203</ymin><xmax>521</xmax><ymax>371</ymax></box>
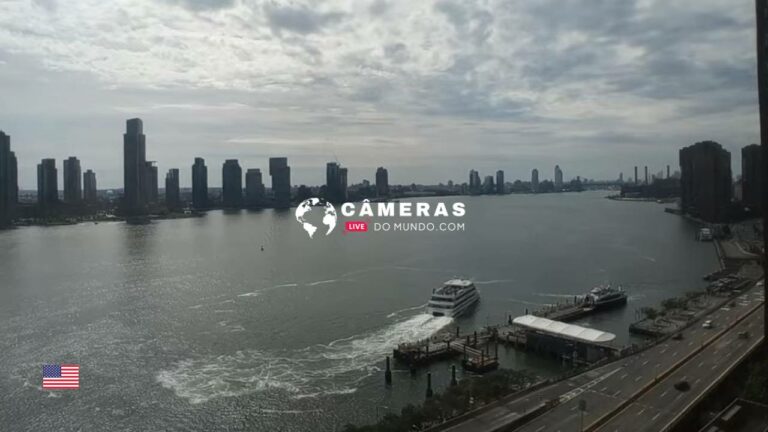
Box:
<box><xmin>376</xmin><ymin>167</ymin><xmax>389</xmax><ymax>197</ymax></box>
<box><xmin>269</xmin><ymin>157</ymin><xmax>291</xmax><ymax>208</ymax></box>
<box><xmin>326</xmin><ymin>162</ymin><xmax>343</xmax><ymax>203</ymax></box>
<box><xmin>145</xmin><ymin>161</ymin><xmax>159</xmax><ymax>203</ymax></box>
<box><xmin>469</xmin><ymin>170</ymin><xmax>481</xmax><ymax>193</ymax></box>
<box><xmin>63</xmin><ymin>157</ymin><xmax>82</xmax><ymax>204</ymax></box>
<box><xmin>83</xmin><ymin>170</ymin><xmax>97</xmax><ymax>203</ymax></box>
<box><xmin>245</xmin><ymin>168</ymin><xmax>265</xmax><ymax>207</ymax></box>
<box><xmin>222</xmin><ymin>159</ymin><xmax>243</xmax><ymax>208</ymax></box>
<box><xmin>37</xmin><ymin>158</ymin><xmax>58</xmax><ymax>209</ymax></box>
<box><xmin>554</xmin><ymin>165</ymin><xmax>563</xmax><ymax>190</ymax></box>
<box><xmin>482</xmin><ymin>175</ymin><xmax>495</xmax><ymax>194</ymax></box>
<box><xmin>741</xmin><ymin>144</ymin><xmax>762</xmax><ymax>211</ymax></box>
<box><xmin>0</xmin><ymin>131</ymin><xmax>18</xmax><ymax>226</ymax></box>
<box><xmin>123</xmin><ymin>118</ymin><xmax>147</xmax><ymax>214</ymax></box>
<box><xmin>531</xmin><ymin>169</ymin><xmax>539</xmax><ymax>193</ymax></box>
<box><xmin>679</xmin><ymin>141</ymin><xmax>732</xmax><ymax>222</ymax></box>
<box><xmin>644</xmin><ymin>166</ymin><xmax>649</xmax><ymax>184</ymax></box>
<box><xmin>192</xmin><ymin>157</ymin><xmax>208</xmax><ymax>209</ymax></box>
<box><xmin>165</xmin><ymin>168</ymin><xmax>180</xmax><ymax>210</ymax></box>
<box><xmin>634</xmin><ymin>166</ymin><xmax>638</xmax><ymax>185</ymax></box>
<box><xmin>495</xmin><ymin>170</ymin><xmax>504</xmax><ymax>194</ymax></box>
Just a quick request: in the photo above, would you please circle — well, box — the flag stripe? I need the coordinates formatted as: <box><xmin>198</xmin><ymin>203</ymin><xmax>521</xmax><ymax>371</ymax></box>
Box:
<box><xmin>42</xmin><ymin>364</ymin><xmax>80</xmax><ymax>389</ymax></box>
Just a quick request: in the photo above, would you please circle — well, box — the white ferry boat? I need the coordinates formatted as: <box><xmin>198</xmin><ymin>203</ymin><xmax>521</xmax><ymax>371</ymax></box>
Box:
<box><xmin>427</xmin><ymin>279</ymin><xmax>480</xmax><ymax>317</ymax></box>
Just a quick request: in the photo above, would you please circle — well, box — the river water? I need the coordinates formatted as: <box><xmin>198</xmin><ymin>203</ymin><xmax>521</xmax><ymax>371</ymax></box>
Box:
<box><xmin>0</xmin><ymin>191</ymin><xmax>718</xmax><ymax>431</ymax></box>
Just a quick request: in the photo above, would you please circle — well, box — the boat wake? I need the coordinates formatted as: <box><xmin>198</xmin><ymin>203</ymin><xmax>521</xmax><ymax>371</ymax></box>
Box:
<box><xmin>156</xmin><ymin>313</ymin><xmax>453</xmax><ymax>404</ymax></box>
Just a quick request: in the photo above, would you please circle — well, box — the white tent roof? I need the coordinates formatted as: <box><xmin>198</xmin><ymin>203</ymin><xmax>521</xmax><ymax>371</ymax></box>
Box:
<box><xmin>513</xmin><ymin>315</ymin><xmax>616</xmax><ymax>344</ymax></box>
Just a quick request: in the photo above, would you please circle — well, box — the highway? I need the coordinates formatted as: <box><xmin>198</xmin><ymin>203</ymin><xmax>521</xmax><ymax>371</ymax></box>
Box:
<box><xmin>594</xmin><ymin>300</ymin><xmax>764</xmax><ymax>431</ymax></box>
<box><xmin>441</xmin><ymin>283</ymin><xmax>765</xmax><ymax>432</ymax></box>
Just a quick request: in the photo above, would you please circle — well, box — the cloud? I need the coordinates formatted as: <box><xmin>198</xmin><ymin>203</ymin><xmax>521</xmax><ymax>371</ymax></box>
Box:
<box><xmin>0</xmin><ymin>0</ymin><xmax>760</xmax><ymax>188</ymax></box>
<box><xmin>264</xmin><ymin>3</ymin><xmax>345</xmax><ymax>36</ymax></box>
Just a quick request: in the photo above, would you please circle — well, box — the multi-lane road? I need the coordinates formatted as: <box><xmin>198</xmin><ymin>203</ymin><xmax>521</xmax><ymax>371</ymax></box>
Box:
<box><xmin>442</xmin><ymin>283</ymin><xmax>765</xmax><ymax>432</ymax></box>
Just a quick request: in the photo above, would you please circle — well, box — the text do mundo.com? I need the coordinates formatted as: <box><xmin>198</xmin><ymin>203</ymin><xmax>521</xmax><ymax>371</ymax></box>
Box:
<box><xmin>344</xmin><ymin>221</ymin><xmax>466</xmax><ymax>233</ymax></box>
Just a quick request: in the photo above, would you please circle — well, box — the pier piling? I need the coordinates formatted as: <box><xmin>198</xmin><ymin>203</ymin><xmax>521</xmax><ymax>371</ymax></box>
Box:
<box><xmin>451</xmin><ymin>365</ymin><xmax>458</xmax><ymax>387</ymax></box>
<box><xmin>384</xmin><ymin>356</ymin><xmax>392</xmax><ymax>385</ymax></box>
<box><xmin>426</xmin><ymin>373</ymin><xmax>433</xmax><ymax>398</ymax></box>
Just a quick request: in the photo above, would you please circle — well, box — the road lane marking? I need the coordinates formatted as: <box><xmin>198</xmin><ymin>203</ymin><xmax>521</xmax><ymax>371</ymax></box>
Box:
<box><xmin>634</xmin><ymin>376</ymin><xmax>642</xmax><ymax>382</ymax></box>
<box><xmin>660</xmin><ymin>390</ymin><xmax>668</xmax><ymax>398</ymax></box>
<box><xmin>642</xmin><ymin>360</ymin><xmax>649</xmax><ymax>366</ymax></box>
<box><xmin>613</xmin><ymin>390</ymin><xmax>621</xmax><ymax>397</ymax></box>
<box><xmin>653</xmin><ymin>413</ymin><xmax>661</xmax><ymax>421</ymax></box>
<box><xmin>620</xmin><ymin>374</ymin><xmax>627</xmax><ymax>380</ymax></box>
<box><xmin>637</xmin><ymin>408</ymin><xmax>645</xmax><ymax>416</ymax></box>
<box><xmin>671</xmin><ymin>351</ymin><xmax>678</xmax><ymax>357</ymax></box>
<box><xmin>535</xmin><ymin>426</ymin><xmax>546</xmax><ymax>432</ymax></box>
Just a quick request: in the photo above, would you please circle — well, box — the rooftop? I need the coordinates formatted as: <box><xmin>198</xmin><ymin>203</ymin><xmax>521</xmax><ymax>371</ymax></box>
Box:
<box><xmin>513</xmin><ymin>315</ymin><xmax>616</xmax><ymax>344</ymax></box>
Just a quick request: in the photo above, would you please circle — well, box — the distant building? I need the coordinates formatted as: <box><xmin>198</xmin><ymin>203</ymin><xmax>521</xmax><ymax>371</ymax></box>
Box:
<box><xmin>222</xmin><ymin>159</ymin><xmax>243</xmax><ymax>208</ymax></box>
<box><xmin>376</xmin><ymin>167</ymin><xmax>389</xmax><ymax>197</ymax></box>
<box><xmin>144</xmin><ymin>161</ymin><xmax>158</xmax><ymax>203</ymax></box>
<box><xmin>63</xmin><ymin>157</ymin><xmax>82</xmax><ymax>204</ymax></box>
<box><xmin>495</xmin><ymin>170</ymin><xmax>504</xmax><ymax>194</ymax></box>
<box><xmin>37</xmin><ymin>158</ymin><xmax>58</xmax><ymax>208</ymax></box>
<box><xmin>634</xmin><ymin>166</ymin><xmax>638</xmax><ymax>185</ymax></box>
<box><xmin>123</xmin><ymin>118</ymin><xmax>147</xmax><ymax>214</ymax></box>
<box><xmin>245</xmin><ymin>168</ymin><xmax>265</xmax><ymax>207</ymax></box>
<box><xmin>482</xmin><ymin>175</ymin><xmax>495</xmax><ymax>194</ymax></box>
<box><xmin>165</xmin><ymin>168</ymin><xmax>180</xmax><ymax>209</ymax></box>
<box><xmin>192</xmin><ymin>157</ymin><xmax>208</xmax><ymax>209</ymax></box>
<box><xmin>531</xmin><ymin>169</ymin><xmax>539</xmax><ymax>192</ymax></box>
<box><xmin>269</xmin><ymin>157</ymin><xmax>291</xmax><ymax>208</ymax></box>
<box><xmin>469</xmin><ymin>170</ymin><xmax>481</xmax><ymax>193</ymax></box>
<box><xmin>679</xmin><ymin>141</ymin><xmax>732</xmax><ymax>222</ymax></box>
<box><xmin>0</xmin><ymin>131</ymin><xmax>18</xmax><ymax>226</ymax></box>
<box><xmin>554</xmin><ymin>165</ymin><xmax>563</xmax><ymax>190</ymax></box>
<box><xmin>644</xmin><ymin>166</ymin><xmax>649</xmax><ymax>185</ymax></box>
<box><xmin>83</xmin><ymin>170</ymin><xmax>97</xmax><ymax>203</ymax></box>
<box><xmin>741</xmin><ymin>144</ymin><xmax>762</xmax><ymax>212</ymax></box>
<box><xmin>326</xmin><ymin>162</ymin><xmax>348</xmax><ymax>203</ymax></box>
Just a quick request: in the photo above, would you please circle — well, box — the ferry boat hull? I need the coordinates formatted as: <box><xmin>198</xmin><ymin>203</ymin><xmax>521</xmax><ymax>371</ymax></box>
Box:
<box><xmin>427</xmin><ymin>279</ymin><xmax>480</xmax><ymax>318</ymax></box>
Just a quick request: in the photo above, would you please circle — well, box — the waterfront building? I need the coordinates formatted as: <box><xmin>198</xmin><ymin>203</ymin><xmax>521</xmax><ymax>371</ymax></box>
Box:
<box><xmin>63</xmin><ymin>156</ymin><xmax>82</xmax><ymax>204</ymax></box>
<box><xmin>482</xmin><ymin>175</ymin><xmax>495</xmax><ymax>194</ymax></box>
<box><xmin>376</xmin><ymin>167</ymin><xmax>389</xmax><ymax>197</ymax></box>
<box><xmin>326</xmin><ymin>162</ymin><xmax>348</xmax><ymax>203</ymax></box>
<box><xmin>469</xmin><ymin>170</ymin><xmax>481</xmax><ymax>193</ymax></box>
<box><xmin>83</xmin><ymin>170</ymin><xmax>97</xmax><ymax>203</ymax></box>
<box><xmin>222</xmin><ymin>159</ymin><xmax>243</xmax><ymax>208</ymax></box>
<box><xmin>165</xmin><ymin>168</ymin><xmax>180</xmax><ymax>209</ymax></box>
<box><xmin>741</xmin><ymin>144</ymin><xmax>762</xmax><ymax>212</ymax></box>
<box><xmin>37</xmin><ymin>158</ymin><xmax>58</xmax><ymax>208</ymax></box>
<box><xmin>531</xmin><ymin>169</ymin><xmax>539</xmax><ymax>193</ymax></box>
<box><xmin>123</xmin><ymin>118</ymin><xmax>147</xmax><ymax>214</ymax></box>
<box><xmin>496</xmin><ymin>170</ymin><xmax>504</xmax><ymax>194</ymax></box>
<box><xmin>0</xmin><ymin>131</ymin><xmax>18</xmax><ymax>226</ymax></box>
<box><xmin>269</xmin><ymin>157</ymin><xmax>291</xmax><ymax>208</ymax></box>
<box><xmin>245</xmin><ymin>168</ymin><xmax>265</xmax><ymax>207</ymax></box>
<box><xmin>192</xmin><ymin>157</ymin><xmax>208</xmax><ymax>209</ymax></box>
<box><xmin>679</xmin><ymin>141</ymin><xmax>732</xmax><ymax>222</ymax></box>
<box><xmin>554</xmin><ymin>165</ymin><xmax>563</xmax><ymax>190</ymax></box>
<box><xmin>144</xmin><ymin>161</ymin><xmax>159</xmax><ymax>203</ymax></box>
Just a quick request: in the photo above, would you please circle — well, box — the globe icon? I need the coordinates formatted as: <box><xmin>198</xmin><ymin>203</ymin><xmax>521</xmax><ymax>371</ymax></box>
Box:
<box><xmin>295</xmin><ymin>198</ymin><xmax>338</xmax><ymax>238</ymax></box>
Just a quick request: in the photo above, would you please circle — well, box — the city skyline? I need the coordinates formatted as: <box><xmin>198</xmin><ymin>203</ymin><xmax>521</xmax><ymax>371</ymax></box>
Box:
<box><xmin>0</xmin><ymin>0</ymin><xmax>759</xmax><ymax>188</ymax></box>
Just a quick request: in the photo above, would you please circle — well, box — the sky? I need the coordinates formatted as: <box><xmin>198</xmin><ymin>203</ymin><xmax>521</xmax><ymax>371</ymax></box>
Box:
<box><xmin>0</xmin><ymin>0</ymin><xmax>760</xmax><ymax>188</ymax></box>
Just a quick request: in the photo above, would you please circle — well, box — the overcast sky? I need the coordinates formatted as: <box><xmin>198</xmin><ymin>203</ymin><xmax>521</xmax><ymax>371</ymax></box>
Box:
<box><xmin>0</xmin><ymin>0</ymin><xmax>760</xmax><ymax>188</ymax></box>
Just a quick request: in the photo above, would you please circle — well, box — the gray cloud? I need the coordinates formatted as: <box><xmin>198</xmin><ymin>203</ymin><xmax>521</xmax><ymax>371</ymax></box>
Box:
<box><xmin>264</xmin><ymin>4</ymin><xmax>345</xmax><ymax>35</ymax></box>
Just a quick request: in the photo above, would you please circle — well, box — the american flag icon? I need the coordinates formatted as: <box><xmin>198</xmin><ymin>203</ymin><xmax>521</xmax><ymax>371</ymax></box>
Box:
<box><xmin>42</xmin><ymin>364</ymin><xmax>80</xmax><ymax>390</ymax></box>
